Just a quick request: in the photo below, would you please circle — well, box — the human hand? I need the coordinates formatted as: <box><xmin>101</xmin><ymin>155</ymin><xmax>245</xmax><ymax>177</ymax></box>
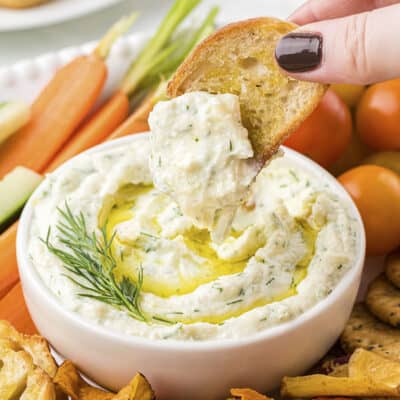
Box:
<box><xmin>275</xmin><ymin>0</ymin><xmax>400</xmax><ymax>84</ymax></box>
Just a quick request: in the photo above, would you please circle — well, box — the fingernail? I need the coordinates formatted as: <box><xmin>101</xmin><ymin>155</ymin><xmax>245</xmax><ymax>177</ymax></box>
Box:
<box><xmin>275</xmin><ymin>32</ymin><xmax>322</xmax><ymax>72</ymax></box>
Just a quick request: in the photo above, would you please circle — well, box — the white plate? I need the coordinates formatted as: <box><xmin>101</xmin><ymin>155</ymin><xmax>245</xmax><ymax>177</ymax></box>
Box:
<box><xmin>0</xmin><ymin>0</ymin><xmax>126</xmax><ymax>32</ymax></box>
<box><xmin>0</xmin><ymin>33</ymin><xmax>148</xmax><ymax>105</ymax></box>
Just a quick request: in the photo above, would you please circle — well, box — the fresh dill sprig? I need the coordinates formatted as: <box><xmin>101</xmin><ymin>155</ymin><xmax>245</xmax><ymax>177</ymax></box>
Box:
<box><xmin>43</xmin><ymin>203</ymin><xmax>146</xmax><ymax>322</ymax></box>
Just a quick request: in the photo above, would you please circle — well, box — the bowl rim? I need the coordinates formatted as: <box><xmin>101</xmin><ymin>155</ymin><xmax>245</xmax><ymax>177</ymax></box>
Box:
<box><xmin>17</xmin><ymin>133</ymin><xmax>366</xmax><ymax>352</ymax></box>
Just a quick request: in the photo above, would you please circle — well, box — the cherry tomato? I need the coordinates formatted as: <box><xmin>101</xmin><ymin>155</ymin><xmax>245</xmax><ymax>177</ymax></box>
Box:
<box><xmin>356</xmin><ymin>78</ymin><xmax>400</xmax><ymax>151</ymax></box>
<box><xmin>331</xmin><ymin>83</ymin><xmax>365</xmax><ymax>108</ymax></box>
<box><xmin>329</xmin><ymin>130</ymin><xmax>371</xmax><ymax>177</ymax></box>
<box><xmin>285</xmin><ymin>90</ymin><xmax>352</xmax><ymax>168</ymax></box>
<box><xmin>338</xmin><ymin>165</ymin><xmax>400</xmax><ymax>256</ymax></box>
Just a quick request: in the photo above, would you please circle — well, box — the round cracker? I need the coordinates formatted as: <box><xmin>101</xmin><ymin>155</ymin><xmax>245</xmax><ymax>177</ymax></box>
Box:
<box><xmin>341</xmin><ymin>303</ymin><xmax>400</xmax><ymax>361</ymax></box>
<box><xmin>386</xmin><ymin>251</ymin><xmax>400</xmax><ymax>289</ymax></box>
<box><xmin>366</xmin><ymin>274</ymin><xmax>400</xmax><ymax>327</ymax></box>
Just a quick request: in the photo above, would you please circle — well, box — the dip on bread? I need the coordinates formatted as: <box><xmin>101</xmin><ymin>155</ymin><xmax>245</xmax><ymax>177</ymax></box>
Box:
<box><xmin>29</xmin><ymin>131</ymin><xmax>359</xmax><ymax>341</ymax></box>
<box><xmin>149</xmin><ymin>92</ymin><xmax>259</xmax><ymax>241</ymax></box>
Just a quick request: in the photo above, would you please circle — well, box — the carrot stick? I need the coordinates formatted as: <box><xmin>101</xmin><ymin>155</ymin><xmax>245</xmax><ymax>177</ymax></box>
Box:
<box><xmin>0</xmin><ymin>55</ymin><xmax>105</xmax><ymax>178</ymax></box>
<box><xmin>44</xmin><ymin>3</ymin><xmax>217</xmax><ymax>169</ymax></box>
<box><xmin>40</xmin><ymin>1</ymin><xmax>199</xmax><ymax>170</ymax></box>
<box><xmin>0</xmin><ymin>14</ymin><xmax>137</xmax><ymax>178</ymax></box>
<box><xmin>47</xmin><ymin>0</ymin><xmax>200</xmax><ymax>160</ymax></box>
<box><xmin>107</xmin><ymin>91</ymin><xmax>154</xmax><ymax>140</ymax></box>
<box><xmin>0</xmin><ymin>282</ymin><xmax>37</xmax><ymax>334</ymax></box>
<box><xmin>0</xmin><ymin>222</ymin><xmax>19</xmax><ymax>299</ymax></box>
<box><xmin>46</xmin><ymin>90</ymin><xmax>129</xmax><ymax>172</ymax></box>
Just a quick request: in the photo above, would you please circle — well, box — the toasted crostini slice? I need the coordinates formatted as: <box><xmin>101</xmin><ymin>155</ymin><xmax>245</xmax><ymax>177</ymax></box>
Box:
<box><xmin>168</xmin><ymin>17</ymin><xmax>327</xmax><ymax>164</ymax></box>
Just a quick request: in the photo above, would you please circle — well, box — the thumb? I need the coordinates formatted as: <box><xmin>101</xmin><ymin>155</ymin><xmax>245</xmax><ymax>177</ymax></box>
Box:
<box><xmin>275</xmin><ymin>4</ymin><xmax>400</xmax><ymax>85</ymax></box>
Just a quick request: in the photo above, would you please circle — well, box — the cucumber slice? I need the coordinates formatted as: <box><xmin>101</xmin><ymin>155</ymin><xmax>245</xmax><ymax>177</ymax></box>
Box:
<box><xmin>0</xmin><ymin>166</ymin><xmax>42</xmax><ymax>232</ymax></box>
<box><xmin>0</xmin><ymin>101</ymin><xmax>31</xmax><ymax>143</ymax></box>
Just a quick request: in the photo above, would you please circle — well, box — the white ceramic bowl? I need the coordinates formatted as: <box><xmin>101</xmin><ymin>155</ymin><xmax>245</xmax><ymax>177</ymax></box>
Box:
<box><xmin>17</xmin><ymin>134</ymin><xmax>366</xmax><ymax>400</ymax></box>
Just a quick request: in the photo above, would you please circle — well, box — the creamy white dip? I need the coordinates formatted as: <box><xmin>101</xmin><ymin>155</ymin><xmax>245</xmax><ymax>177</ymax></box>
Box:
<box><xmin>149</xmin><ymin>92</ymin><xmax>259</xmax><ymax>241</ymax></box>
<box><xmin>28</xmin><ymin>136</ymin><xmax>360</xmax><ymax>341</ymax></box>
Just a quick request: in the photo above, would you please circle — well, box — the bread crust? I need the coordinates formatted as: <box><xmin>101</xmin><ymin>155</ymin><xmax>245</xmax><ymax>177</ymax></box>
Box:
<box><xmin>168</xmin><ymin>17</ymin><xmax>327</xmax><ymax>163</ymax></box>
<box><xmin>168</xmin><ymin>17</ymin><xmax>296</xmax><ymax>97</ymax></box>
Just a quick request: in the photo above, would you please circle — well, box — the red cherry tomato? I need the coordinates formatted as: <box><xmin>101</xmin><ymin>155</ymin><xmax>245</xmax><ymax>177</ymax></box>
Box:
<box><xmin>285</xmin><ymin>90</ymin><xmax>352</xmax><ymax>168</ymax></box>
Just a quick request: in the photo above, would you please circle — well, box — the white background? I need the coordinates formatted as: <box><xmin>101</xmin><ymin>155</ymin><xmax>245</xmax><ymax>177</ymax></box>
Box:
<box><xmin>0</xmin><ymin>0</ymin><xmax>305</xmax><ymax>67</ymax></box>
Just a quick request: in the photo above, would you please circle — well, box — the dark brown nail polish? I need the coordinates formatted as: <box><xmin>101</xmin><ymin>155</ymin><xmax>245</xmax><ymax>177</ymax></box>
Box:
<box><xmin>275</xmin><ymin>32</ymin><xmax>322</xmax><ymax>72</ymax></box>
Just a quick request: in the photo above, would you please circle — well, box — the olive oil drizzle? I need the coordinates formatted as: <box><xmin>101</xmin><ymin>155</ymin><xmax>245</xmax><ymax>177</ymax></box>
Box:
<box><xmin>104</xmin><ymin>185</ymin><xmax>249</xmax><ymax>298</ymax></box>
<box><xmin>168</xmin><ymin>221</ymin><xmax>317</xmax><ymax>325</ymax></box>
<box><xmin>100</xmin><ymin>184</ymin><xmax>318</xmax><ymax>326</ymax></box>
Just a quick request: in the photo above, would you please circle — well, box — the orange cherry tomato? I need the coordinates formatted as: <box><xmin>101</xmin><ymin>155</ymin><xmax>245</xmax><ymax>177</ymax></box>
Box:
<box><xmin>285</xmin><ymin>90</ymin><xmax>352</xmax><ymax>168</ymax></box>
<box><xmin>338</xmin><ymin>165</ymin><xmax>400</xmax><ymax>256</ymax></box>
<box><xmin>356</xmin><ymin>78</ymin><xmax>400</xmax><ymax>151</ymax></box>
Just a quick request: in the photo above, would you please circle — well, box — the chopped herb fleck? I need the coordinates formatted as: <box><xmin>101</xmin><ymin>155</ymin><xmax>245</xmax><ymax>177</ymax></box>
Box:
<box><xmin>227</xmin><ymin>299</ymin><xmax>243</xmax><ymax>305</ymax></box>
<box><xmin>266</xmin><ymin>277</ymin><xmax>275</xmax><ymax>286</ymax></box>
<box><xmin>289</xmin><ymin>169</ymin><xmax>299</xmax><ymax>182</ymax></box>
<box><xmin>290</xmin><ymin>277</ymin><xmax>295</xmax><ymax>288</ymax></box>
<box><xmin>140</xmin><ymin>231</ymin><xmax>159</xmax><ymax>239</ymax></box>
<box><xmin>174</xmin><ymin>207</ymin><xmax>183</xmax><ymax>217</ymax></box>
<box><xmin>229</xmin><ymin>140</ymin><xmax>233</xmax><ymax>151</ymax></box>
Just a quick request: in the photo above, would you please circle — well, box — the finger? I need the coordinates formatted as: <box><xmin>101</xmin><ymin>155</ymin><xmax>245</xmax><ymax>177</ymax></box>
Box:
<box><xmin>275</xmin><ymin>4</ymin><xmax>400</xmax><ymax>84</ymax></box>
<box><xmin>289</xmin><ymin>0</ymin><xmax>400</xmax><ymax>25</ymax></box>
